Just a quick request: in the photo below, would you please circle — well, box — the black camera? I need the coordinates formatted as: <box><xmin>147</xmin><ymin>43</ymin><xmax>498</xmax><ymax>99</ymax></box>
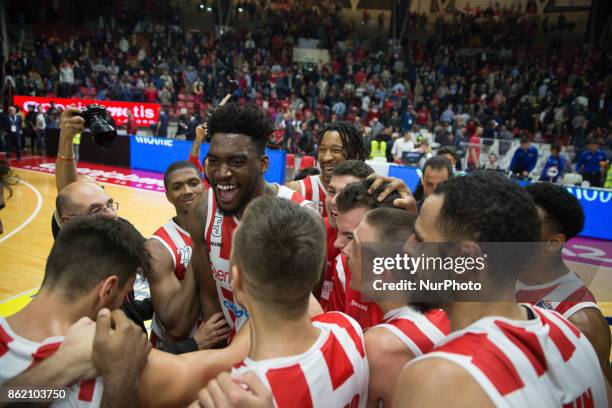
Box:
<box><xmin>77</xmin><ymin>104</ymin><xmax>117</xmax><ymax>149</ymax></box>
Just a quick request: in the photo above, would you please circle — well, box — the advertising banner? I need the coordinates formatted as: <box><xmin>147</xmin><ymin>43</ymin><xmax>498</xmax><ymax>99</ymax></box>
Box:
<box><xmin>130</xmin><ymin>136</ymin><xmax>286</xmax><ymax>184</ymax></box>
<box><xmin>13</xmin><ymin>95</ymin><xmax>160</xmax><ymax>127</ymax></box>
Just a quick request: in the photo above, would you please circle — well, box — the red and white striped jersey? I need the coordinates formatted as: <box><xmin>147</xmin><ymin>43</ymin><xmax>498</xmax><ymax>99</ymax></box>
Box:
<box><xmin>319</xmin><ymin>217</ymin><xmax>339</xmax><ymax>310</ymax></box>
<box><xmin>150</xmin><ymin>219</ymin><xmax>196</xmax><ymax>348</ymax></box>
<box><xmin>409</xmin><ymin>304</ymin><xmax>607</xmax><ymax>408</ymax></box>
<box><xmin>231</xmin><ymin>312</ymin><xmax>369</xmax><ymax>408</ymax></box>
<box><xmin>373</xmin><ymin>306</ymin><xmax>450</xmax><ymax>357</ymax></box>
<box><xmin>515</xmin><ymin>271</ymin><xmax>599</xmax><ymax>319</ymax></box>
<box><xmin>205</xmin><ymin>185</ymin><xmax>311</xmax><ymax>333</ymax></box>
<box><xmin>325</xmin><ymin>255</ymin><xmax>384</xmax><ymax>330</ymax></box>
<box><xmin>151</xmin><ymin>219</ymin><xmax>193</xmax><ymax>280</ymax></box>
<box><xmin>298</xmin><ymin>175</ymin><xmax>329</xmax><ymax>217</ymax></box>
<box><xmin>0</xmin><ymin>317</ymin><xmax>104</xmax><ymax>407</ymax></box>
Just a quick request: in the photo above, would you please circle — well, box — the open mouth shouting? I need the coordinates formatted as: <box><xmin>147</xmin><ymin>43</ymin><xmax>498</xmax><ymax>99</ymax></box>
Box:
<box><xmin>215</xmin><ymin>183</ymin><xmax>239</xmax><ymax>205</ymax></box>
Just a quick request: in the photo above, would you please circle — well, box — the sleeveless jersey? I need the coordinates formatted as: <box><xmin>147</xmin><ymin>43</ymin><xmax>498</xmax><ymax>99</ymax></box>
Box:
<box><xmin>409</xmin><ymin>304</ymin><xmax>607</xmax><ymax>407</ymax></box>
<box><xmin>325</xmin><ymin>255</ymin><xmax>384</xmax><ymax>330</ymax></box>
<box><xmin>298</xmin><ymin>175</ymin><xmax>328</xmax><ymax>217</ymax></box>
<box><xmin>515</xmin><ymin>271</ymin><xmax>599</xmax><ymax>319</ymax></box>
<box><xmin>0</xmin><ymin>317</ymin><xmax>104</xmax><ymax>407</ymax></box>
<box><xmin>374</xmin><ymin>306</ymin><xmax>450</xmax><ymax>357</ymax></box>
<box><xmin>319</xmin><ymin>217</ymin><xmax>339</xmax><ymax>309</ymax></box>
<box><xmin>231</xmin><ymin>312</ymin><xmax>368</xmax><ymax>408</ymax></box>
<box><xmin>205</xmin><ymin>185</ymin><xmax>311</xmax><ymax>333</ymax></box>
<box><xmin>150</xmin><ymin>219</ymin><xmax>198</xmax><ymax>348</ymax></box>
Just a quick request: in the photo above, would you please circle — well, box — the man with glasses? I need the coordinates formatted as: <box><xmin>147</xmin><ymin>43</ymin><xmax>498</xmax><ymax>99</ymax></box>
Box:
<box><xmin>53</xmin><ymin>107</ymin><xmax>147</xmax><ymax>332</ymax></box>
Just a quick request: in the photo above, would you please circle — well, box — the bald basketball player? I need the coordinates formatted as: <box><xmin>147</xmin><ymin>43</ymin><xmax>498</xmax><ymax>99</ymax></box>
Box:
<box><xmin>341</xmin><ymin>208</ymin><xmax>450</xmax><ymax>407</ymax></box>
<box><xmin>394</xmin><ymin>173</ymin><xmax>610</xmax><ymax>407</ymax></box>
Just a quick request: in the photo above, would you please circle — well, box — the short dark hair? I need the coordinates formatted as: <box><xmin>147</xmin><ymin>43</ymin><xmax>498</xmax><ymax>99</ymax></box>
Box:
<box><xmin>365</xmin><ymin>208</ymin><xmax>416</xmax><ymax>242</ymax></box>
<box><xmin>208</xmin><ymin>103</ymin><xmax>274</xmax><ymax>155</ymax></box>
<box><xmin>423</xmin><ymin>156</ymin><xmax>453</xmax><ymax>177</ymax></box>
<box><xmin>318</xmin><ymin>122</ymin><xmax>368</xmax><ymax>161</ymax></box>
<box><xmin>336</xmin><ymin>178</ymin><xmax>401</xmax><ymax>214</ymax></box>
<box><xmin>42</xmin><ymin>217</ymin><xmax>149</xmax><ymax>299</ymax></box>
<box><xmin>520</xmin><ymin>136</ymin><xmax>530</xmax><ymax>144</ymax></box>
<box><xmin>434</xmin><ymin>172</ymin><xmax>540</xmax><ymax>243</ymax></box>
<box><xmin>436</xmin><ymin>147</ymin><xmax>457</xmax><ymax>161</ymax></box>
<box><xmin>525</xmin><ymin>182</ymin><xmax>584</xmax><ymax>240</ymax></box>
<box><xmin>332</xmin><ymin>160</ymin><xmax>375</xmax><ymax>179</ymax></box>
<box><xmin>163</xmin><ymin>160</ymin><xmax>200</xmax><ymax>189</ymax></box>
<box><xmin>233</xmin><ymin>196</ymin><xmax>326</xmax><ymax>317</ymax></box>
<box><xmin>294</xmin><ymin>167</ymin><xmax>321</xmax><ymax>181</ymax></box>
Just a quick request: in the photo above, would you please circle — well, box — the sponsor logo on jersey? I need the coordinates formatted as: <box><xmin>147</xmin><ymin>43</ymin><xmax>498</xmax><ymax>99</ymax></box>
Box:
<box><xmin>223</xmin><ymin>299</ymin><xmax>249</xmax><ymax>319</ymax></box>
<box><xmin>177</xmin><ymin>246</ymin><xmax>192</xmax><ymax>267</ymax></box>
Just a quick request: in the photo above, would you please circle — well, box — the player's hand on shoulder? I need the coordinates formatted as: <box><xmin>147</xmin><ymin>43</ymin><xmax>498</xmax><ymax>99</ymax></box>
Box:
<box><xmin>93</xmin><ymin>308</ymin><xmax>151</xmax><ymax>377</ymax></box>
<box><xmin>190</xmin><ymin>372</ymin><xmax>273</xmax><ymax>408</ymax></box>
<box><xmin>56</xmin><ymin>316</ymin><xmax>98</xmax><ymax>379</ymax></box>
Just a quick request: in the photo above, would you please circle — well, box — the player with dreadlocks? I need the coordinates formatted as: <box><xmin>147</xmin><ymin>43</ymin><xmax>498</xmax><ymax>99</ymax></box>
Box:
<box><xmin>287</xmin><ymin>121</ymin><xmax>368</xmax><ymax>217</ymax></box>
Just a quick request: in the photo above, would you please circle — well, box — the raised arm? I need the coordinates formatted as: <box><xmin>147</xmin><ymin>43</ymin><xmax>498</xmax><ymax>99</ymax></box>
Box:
<box><xmin>189</xmin><ymin>125</ymin><xmax>206</xmax><ymax>174</ymax></box>
<box><xmin>56</xmin><ymin>107</ymin><xmax>85</xmax><ymax>192</ymax></box>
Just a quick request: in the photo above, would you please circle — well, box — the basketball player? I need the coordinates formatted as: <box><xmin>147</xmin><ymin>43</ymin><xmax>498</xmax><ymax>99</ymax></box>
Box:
<box><xmin>147</xmin><ymin>160</ymin><xmax>230</xmax><ymax>352</ymax></box>
<box><xmin>1</xmin><ymin>217</ymin><xmax>250</xmax><ymax>408</ymax></box>
<box><xmin>286</xmin><ymin>122</ymin><xmax>368</xmax><ymax>217</ymax></box>
<box><xmin>319</xmin><ymin>160</ymin><xmax>374</xmax><ymax>306</ymax></box>
<box><xmin>185</xmin><ymin>103</ymin><xmax>312</xmax><ymax>336</ymax></box>
<box><xmin>326</xmin><ymin>179</ymin><xmax>402</xmax><ymax>329</ymax></box>
<box><xmin>394</xmin><ymin>173</ymin><xmax>610</xmax><ymax>407</ymax></box>
<box><xmin>0</xmin><ymin>217</ymin><xmax>152</xmax><ymax>406</ymax></box>
<box><xmin>196</xmin><ymin>196</ymin><xmax>369</xmax><ymax>407</ymax></box>
<box><xmin>519</xmin><ymin>182</ymin><xmax>612</xmax><ymax>383</ymax></box>
<box><xmin>341</xmin><ymin>208</ymin><xmax>450</xmax><ymax>407</ymax></box>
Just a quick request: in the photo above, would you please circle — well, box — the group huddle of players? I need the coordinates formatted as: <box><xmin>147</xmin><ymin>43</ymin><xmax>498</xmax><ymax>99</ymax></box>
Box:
<box><xmin>0</xmin><ymin>103</ymin><xmax>610</xmax><ymax>408</ymax></box>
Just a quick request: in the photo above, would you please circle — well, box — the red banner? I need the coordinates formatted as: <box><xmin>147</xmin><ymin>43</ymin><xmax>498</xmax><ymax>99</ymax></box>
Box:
<box><xmin>13</xmin><ymin>96</ymin><xmax>160</xmax><ymax>127</ymax></box>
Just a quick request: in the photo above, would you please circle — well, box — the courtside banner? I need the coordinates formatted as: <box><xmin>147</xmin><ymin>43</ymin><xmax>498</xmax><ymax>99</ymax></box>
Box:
<box><xmin>13</xmin><ymin>95</ymin><xmax>160</xmax><ymax>127</ymax></box>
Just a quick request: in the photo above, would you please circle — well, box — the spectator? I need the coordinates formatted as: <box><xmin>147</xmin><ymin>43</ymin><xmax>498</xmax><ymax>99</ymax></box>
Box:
<box><xmin>34</xmin><ymin>105</ymin><xmax>46</xmax><ymax>155</ymax></box>
<box><xmin>467</xmin><ymin>126</ymin><xmax>482</xmax><ymax>171</ymax></box>
<box><xmin>126</xmin><ymin>110</ymin><xmax>137</xmax><ymax>136</ymax></box>
<box><xmin>483</xmin><ymin>153</ymin><xmax>502</xmax><ymax>171</ymax></box>
<box><xmin>6</xmin><ymin>107</ymin><xmax>22</xmax><ymax>160</ymax></box>
<box><xmin>577</xmin><ymin>138</ymin><xmax>608</xmax><ymax>187</ymax></box>
<box><xmin>539</xmin><ymin>145</ymin><xmax>565</xmax><ymax>183</ymax></box>
<box><xmin>154</xmin><ymin>108</ymin><xmax>169</xmax><ymax>138</ymax></box>
<box><xmin>416</xmin><ymin>156</ymin><xmax>452</xmax><ymax>213</ymax></box>
<box><xmin>391</xmin><ymin>131</ymin><xmax>416</xmax><ymax>162</ymax></box>
<box><xmin>509</xmin><ymin>137</ymin><xmax>539</xmax><ymax>178</ymax></box>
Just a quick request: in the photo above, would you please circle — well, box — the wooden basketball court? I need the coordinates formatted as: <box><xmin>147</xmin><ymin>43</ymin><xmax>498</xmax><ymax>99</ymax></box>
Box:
<box><xmin>2</xmin><ymin>158</ymin><xmax>612</xmax><ymax>342</ymax></box>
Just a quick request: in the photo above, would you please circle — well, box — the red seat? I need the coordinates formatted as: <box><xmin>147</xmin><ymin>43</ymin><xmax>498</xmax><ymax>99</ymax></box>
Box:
<box><xmin>286</xmin><ymin>153</ymin><xmax>296</xmax><ymax>167</ymax></box>
<box><xmin>300</xmin><ymin>156</ymin><xmax>316</xmax><ymax>169</ymax></box>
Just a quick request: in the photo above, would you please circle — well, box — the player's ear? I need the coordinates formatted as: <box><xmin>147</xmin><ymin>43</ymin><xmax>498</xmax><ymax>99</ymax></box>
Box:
<box><xmin>231</xmin><ymin>264</ymin><xmax>243</xmax><ymax>292</ymax></box>
<box><xmin>98</xmin><ymin>275</ymin><xmax>119</xmax><ymax>306</ymax></box>
<box><xmin>260</xmin><ymin>154</ymin><xmax>269</xmax><ymax>175</ymax></box>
